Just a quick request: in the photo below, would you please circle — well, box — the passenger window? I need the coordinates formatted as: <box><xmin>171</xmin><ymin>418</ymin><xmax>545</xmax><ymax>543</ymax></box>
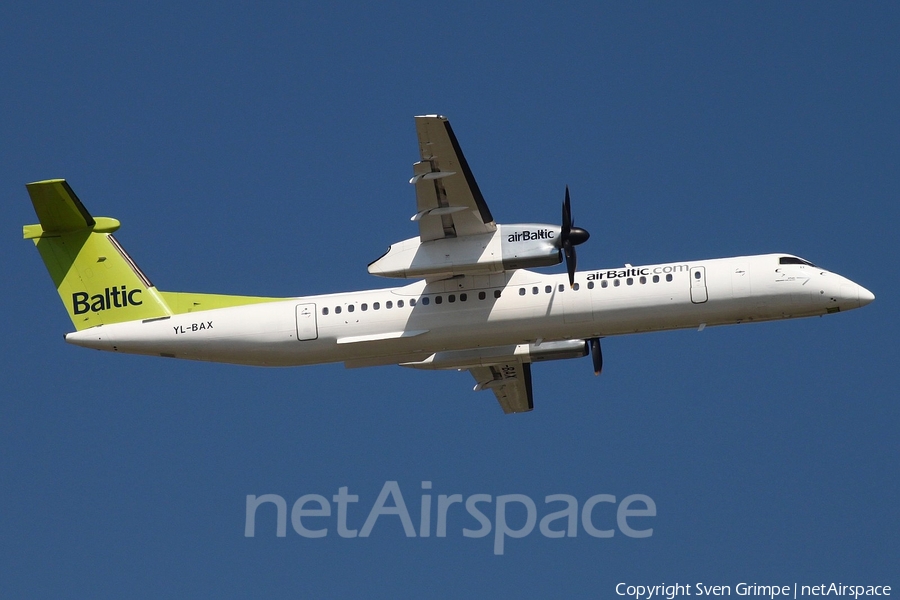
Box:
<box><xmin>666</xmin><ymin>274</ymin><xmax>673</xmax><ymax>282</ymax></box>
<box><xmin>435</xmin><ymin>296</ymin><xmax>442</xmax><ymax>305</ymax></box>
<box><xmin>614</xmin><ymin>279</ymin><xmax>620</xmax><ymax>287</ymax></box>
<box><xmin>322</xmin><ymin>307</ymin><xmax>329</xmax><ymax>315</ymax></box>
<box><xmin>587</xmin><ymin>281</ymin><xmax>594</xmax><ymax>289</ymax></box>
<box><xmin>348</xmin><ymin>304</ymin><xmax>355</xmax><ymax>312</ymax></box>
<box><xmin>422</xmin><ymin>297</ymin><xmax>430</xmax><ymax>305</ymax></box>
<box><xmin>558</xmin><ymin>284</ymin><xmax>565</xmax><ymax>292</ymax></box>
<box><xmin>545</xmin><ymin>285</ymin><xmax>552</xmax><ymax>293</ymax></box>
<box><xmin>601</xmin><ymin>280</ymin><xmax>608</xmax><ymax>288</ymax></box>
<box><xmin>460</xmin><ymin>293</ymin><xmax>467</xmax><ymax>302</ymax></box>
<box><xmin>448</xmin><ymin>295</ymin><xmax>456</xmax><ymax>303</ymax></box>
<box><xmin>494</xmin><ymin>290</ymin><xmax>501</xmax><ymax>298</ymax></box>
<box><xmin>532</xmin><ymin>287</ymin><xmax>539</xmax><ymax>295</ymax></box>
<box><xmin>386</xmin><ymin>301</ymin><xmax>393</xmax><ymax>309</ymax></box>
<box><xmin>478</xmin><ymin>291</ymin><xmax>486</xmax><ymax>300</ymax></box>
<box><xmin>361</xmin><ymin>303</ymin><xmax>367</xmax><ymax>311</ymax></box>
<box><xmin>335</xmin><ymin>306</ymin><xmax>342</xmax><ymax>314</ymax></box>
<box><xmin>398</xmin><ymin>299</ymin><xmax>404</xmax><ymax>308</ymax></box>
<box><xmin>653</xmin><ymin>275</ymin><xmax>659</xmax><ymax>283</ymax></box>
<box><xmin>519</xmin><ymin>288</ymin><xmax>526</xmax><ymax>296</ymax></box>
<box><xmin>573</xmin><ymin>283</ymin><xmax>580</xmax><ymax>291</ymax></box>
<box><xmin>694</xmin><ymin>271</ymin><xmax>701</xmax><ymax>279</ymax></box>
<box><xmin>627</xmin><ymin>278</ymin><xmax>633</xmax><ymax>285</ymax></box>
<box><xmin>410</xmin><ymin>298</ymin><xmax>416</xmax><ymax>306</ymax></box>
<box><xmin>640</xmin><ymin>276</ymin><xmax>646</xmax><ymax>284</ymax></box>
<box><xmin>373</xmin><ymin>302</ymin><xmax>380</xmax><ymax>310</ymax></box>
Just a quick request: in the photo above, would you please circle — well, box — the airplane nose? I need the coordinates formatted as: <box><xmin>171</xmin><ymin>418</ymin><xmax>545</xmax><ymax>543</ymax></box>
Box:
<box><xmin>858</xmin><ymin>285</ymin><xmax>875</xmax><ymax>307</ymax></box>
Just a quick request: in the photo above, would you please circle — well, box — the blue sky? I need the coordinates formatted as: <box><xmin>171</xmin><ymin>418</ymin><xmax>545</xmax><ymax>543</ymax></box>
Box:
<box><xmin>2</xmin><ymin>2</ymin><xmax>897</xmax><ymax>597</ymax></box>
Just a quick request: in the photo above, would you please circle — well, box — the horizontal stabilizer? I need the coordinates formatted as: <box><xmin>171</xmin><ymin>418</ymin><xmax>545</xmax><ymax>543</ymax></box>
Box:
<box><xmin>25</xmin><ymin>180</ymin><xmax>101</xmax><ymax>236</ymax></box>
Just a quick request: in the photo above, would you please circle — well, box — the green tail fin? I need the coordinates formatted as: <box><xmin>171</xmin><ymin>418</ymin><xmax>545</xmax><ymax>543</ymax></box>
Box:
<box><xmin>24</xmin><ymin>179</ymin><xmax>172</xmax><ymax>330</ymax></box>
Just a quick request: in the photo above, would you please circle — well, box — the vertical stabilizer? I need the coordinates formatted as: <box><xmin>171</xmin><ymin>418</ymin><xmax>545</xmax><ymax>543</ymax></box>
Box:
<box><xmin>24</xmin><ymin>179</ymin><xmax>172</xmax><ymax>330</ymax></box>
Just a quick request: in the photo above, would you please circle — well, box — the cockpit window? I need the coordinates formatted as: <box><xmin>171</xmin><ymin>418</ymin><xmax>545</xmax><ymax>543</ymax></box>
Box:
<box><xmin>779</xmin><ymin>256</ymin><xmax>816</xmax><ymax>267</ymax></box>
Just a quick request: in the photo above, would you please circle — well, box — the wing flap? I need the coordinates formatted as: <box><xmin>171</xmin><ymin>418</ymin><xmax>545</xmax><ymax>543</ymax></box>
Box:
<box><xmin>469</xmin><ymin>361</ymin><xmax>534</xmax><ymax>414</ymax></box>
<box><xmin>412</xmin><ymin>115</ymin><xmax>496</xmax><ymax>242</ymax></box>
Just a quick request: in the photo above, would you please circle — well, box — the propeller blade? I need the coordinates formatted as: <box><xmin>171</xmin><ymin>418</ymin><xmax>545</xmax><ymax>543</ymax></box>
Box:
<box><xmin>558</xmin><ymin>185</ymin><xmax>589</xmax><ymax>288</ymax></box>
<box><xmin>590</xmin><ymin>337</ymin><xmax>603</xmax><ymax>375</ymax></box>
<box><xmin>565</xmin><ymin>242</ymin><xmax>577</xmax><ymax>287</ymax></box>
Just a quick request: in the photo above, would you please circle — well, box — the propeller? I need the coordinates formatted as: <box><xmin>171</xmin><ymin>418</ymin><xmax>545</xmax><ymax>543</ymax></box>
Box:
<box><xmin>558</xmin><ymin>186</ymin><xmax>590</xmax><ymax>287</ymax></box>
<box><xmin>588</xmin><ymin>337</ymin><xmax>603</xmax><ymax>376</ymax></box>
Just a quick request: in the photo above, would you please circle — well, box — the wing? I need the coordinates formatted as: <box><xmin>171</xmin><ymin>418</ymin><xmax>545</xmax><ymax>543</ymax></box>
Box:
<box><xmin>468</xmin><ymin>361</ymin><xmax>534</xmax><ymax>414</ymax></box>
<box><xmin>401</xmin><ymin>349</ymin><xmax>535</xmax><ymax>414</ymax></box>
<box><xmin>411</xmin><ymin>115</ymin><xmax>497</xmax><ymax>242</ymax></box>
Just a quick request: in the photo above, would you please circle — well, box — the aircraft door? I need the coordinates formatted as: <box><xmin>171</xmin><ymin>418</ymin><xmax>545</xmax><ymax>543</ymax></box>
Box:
<box><xmin>690</xmin><ymin>266</ymin><xmax>708</xmax><ymax>304</ymax></box>
<box><xmin>295</xmin><ymin>303</ymin><xmax>318</xmax><ymax>341</ymax></box>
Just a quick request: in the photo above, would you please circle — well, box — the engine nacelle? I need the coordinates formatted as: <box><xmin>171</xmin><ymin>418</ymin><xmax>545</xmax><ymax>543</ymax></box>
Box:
<box><xmin>368</xmin><ymin>223</ymin><xmax>562</xmax><ymax>279</ymax></box>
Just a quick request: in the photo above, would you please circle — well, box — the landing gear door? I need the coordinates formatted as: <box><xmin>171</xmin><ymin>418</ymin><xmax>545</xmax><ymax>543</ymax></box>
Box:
<box><xmin>690</xmin><ymin>267</ymin><xmax>708</xmax><ymax>304</ymax></box>
<box><xmin>295</xmin><ymin>303</ymin><xmax>318</xmax><ymax>341</ymax></box>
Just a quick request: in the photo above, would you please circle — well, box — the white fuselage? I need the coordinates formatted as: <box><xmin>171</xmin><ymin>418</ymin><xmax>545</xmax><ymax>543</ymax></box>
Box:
<box><xmin>65</xmin><ymin>254</ymin><xmax>873</xmax><ymax>367</ymax></box>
